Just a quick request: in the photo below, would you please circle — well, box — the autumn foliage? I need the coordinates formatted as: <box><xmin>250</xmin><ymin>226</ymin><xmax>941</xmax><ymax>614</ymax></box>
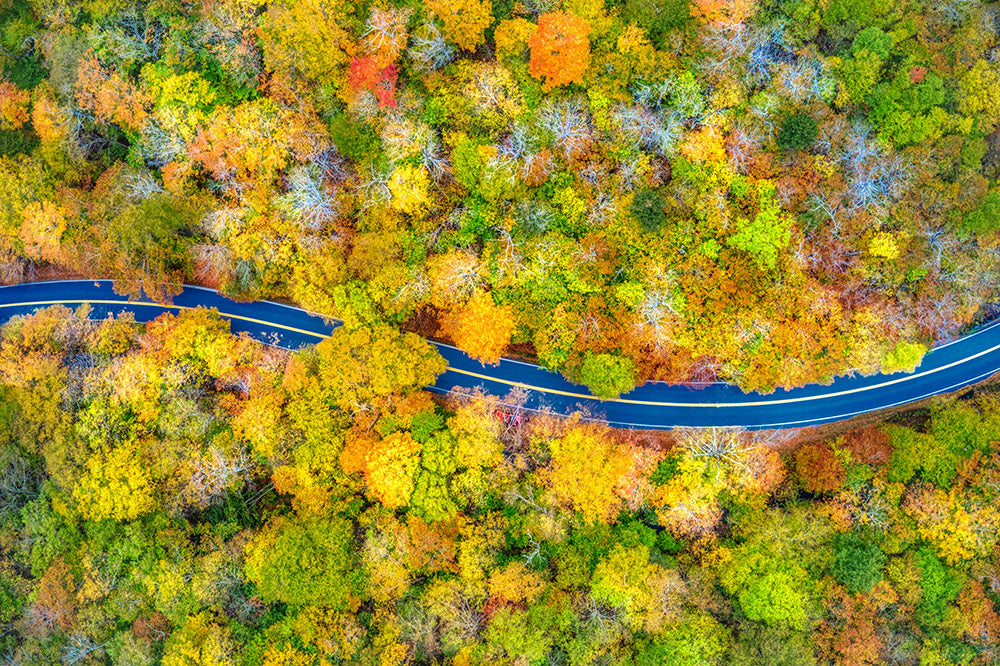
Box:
<box><xmin>0</xmin><ymin>81</ymin><xmax>29</xmax><ymax>130</ymax></box>
<box><xmin>0</xmin><ymin>306</ymin><xmax>995</xmax><ymax>662</ymax></box>
<box><xmin>439</xmin><ymin>292</ymin><xmax>517</xmax><ymax>365</ymax></box>
<box><xmin>424</xmin><ymin>0</ymin><xmax>493</xmax><ymax>52</ymax></box>
<box><xmin>528</xmin><ymin>13</ymin><xmax>592</xmax><ymax>91</ymax></box>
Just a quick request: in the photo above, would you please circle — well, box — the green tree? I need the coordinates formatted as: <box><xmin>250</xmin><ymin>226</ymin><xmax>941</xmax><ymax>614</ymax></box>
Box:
<box><xmin>777</xmin><ymin>114</ymin><xmax>817</xmax><ymax>150</ymax></box>
<box><xmin>880</xmin><ymin>340</ymin><xmax>926</xmax><ymax>374</ymax></box>
<box><xmin>590</xmin><ymin>543</ymin><xmax>658</xmax><ymax>629</ymax></box>
<box><xmin>832</xmin><ymin>534</ymin><xmax>886</xmax><ymax>593</ymax></box>
<box><xmin>579</xmin><ymin>351</ymin><xmax>637</xmax><ymax>399</ymax></box>
<box><xmin>727</xmin><ymin>182</ymin><xmax>793</xmax><ymax>272</ymax></box>
<box><xmin>410</xmin><ymin>431</ymin><xmax>460</xmax><ymax>521</ymax></box>
<box><xmin>245</xmin><ymin>514</ymin><xmax>365</xmax><ymax>608</ymax></box>
<box><xmin>728</xmin><ymin>625</ymin><xmax>818</xmax><ymax>666</ymax></box>
<box><xmin>962</xmin><ymin>190</ymin><xmax>1000</xmax><ymax>236</ymax></box>
<box><xmin>637</xmin><ymin>612</ymin><xmax>731</xmax><ymax>666</ymax></box>
<box><xmin>620</xmin><ymin>0</ymin><xmax>689</xmax><ymax>43</ymax></box>
<box><xmin>483</xmin><ymin>605</ymin><xmax>556</xmax><ymax>664</ymax></box>
<box><xmin>718</xmin><ymin>540</ymin><xmax>813</xmax><ymax>630</ymax></box>
<box><xmin>97</xmin><ymin>192</ymin><xmax>202</xmax><ymax>301</ymax></box>
<box><xmin>631</xmin><ymin>189</ymin><xmax>668</xmax><ymax>232</ymax></box>
<box><xmin>914</xmin><ymin>548</ymin><xmax>963</xmax><ymax>629</ymax></box>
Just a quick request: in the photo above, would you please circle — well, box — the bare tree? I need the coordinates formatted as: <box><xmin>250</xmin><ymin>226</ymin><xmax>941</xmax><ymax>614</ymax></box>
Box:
<box><xmin>541</xmin><ymin>99</ymin><xmax>592</xmax><ymax>160</ymax></box>
<box><xmin>409</xmin><ymin>22</ymin><xmax>455</xmax><ymax>72</ymax></box>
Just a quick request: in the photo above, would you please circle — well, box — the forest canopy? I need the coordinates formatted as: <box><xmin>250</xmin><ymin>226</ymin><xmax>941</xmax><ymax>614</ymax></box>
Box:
<box><xmin>4</xmin><ymin>0</ymin><xmax>1000</xmax><ymax>663</ymax></box>
<box><xmin>0</xmin><ymin>0</ymin><xmax>998</xmax><ymax>396</ymax></box>
<box><xmin>0</xmin><ymin>305</ymin><xmax>995</xmax><ymax>665</ymax></box>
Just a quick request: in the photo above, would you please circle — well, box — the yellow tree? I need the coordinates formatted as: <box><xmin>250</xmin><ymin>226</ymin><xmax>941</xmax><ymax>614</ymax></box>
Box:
<box><xmin>425</xmin><ymin>0</ymin><xmax>493</xmax><ymax>51</ymax></box>
<box><xmin>388</xmin><ymin>164</ymin><xmax>431</xmax><ymax>215</ymax></box>
<box><xmin>311</xmin><ymin>323</ymin><xmax>447</xmax><ymax>414</ymax></box>
<box><xmin>161</xmin><ymin>613</ymin><xmax>235</xmax><ymax>666</ymax></box>
<box><xmin>73</xmin><ymin>443</ymin><xmax>157</xmax><ymax>521</ymax></box>
<box><xmin>440</xmin><ymin>292</ymin><xmax>517</xmax><ymax>365</ymax></box>
<box><xmin>495</xmin><ymin>18</ymin><xmax>536</xmax><ymax>61</ymax></box>
<box><xmin>543</xmin><ymin>424</ymin><xmax>632</xmax><ymax>523</ymax></box>
<box><xmin>258</xmin><ymin>0</ymin><xmax>356</xmax><ymax>87</ymax></box>
<box><xmin>364</xmin><ymin>431</ymin><xmax>423</xmax><ymax>509</ymax></box>
<box><xmin>261</xmin><ymin>646</ymin><xmax>330</xmax><ymax>666</ymax></box>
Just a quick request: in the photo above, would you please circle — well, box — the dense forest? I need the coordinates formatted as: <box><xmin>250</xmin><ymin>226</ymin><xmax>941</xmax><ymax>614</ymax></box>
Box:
<box><xmin>3</xmin><ymin>0</ymin><xmax>1000</xmax><ymax>664</ymax></box>
<box><xmin>1</xmin><ymin>0</ymin><xmax>1000</xmax><ymax>395</ymax></box>
<box><xmin>0</xmin><ymin>305</ymin><xmax>997</xmax><ymax>665</ymax></box>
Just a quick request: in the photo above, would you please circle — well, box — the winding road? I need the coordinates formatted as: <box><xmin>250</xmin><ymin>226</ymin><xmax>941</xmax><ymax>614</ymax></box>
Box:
<box><xmin>0</xmin><ymin>280</ymin><xmax>998</xmax><ymax>430</ymax></box>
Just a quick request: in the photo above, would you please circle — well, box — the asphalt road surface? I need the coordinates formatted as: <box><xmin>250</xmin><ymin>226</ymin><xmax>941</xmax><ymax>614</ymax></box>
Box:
<box><xmin>1</xmin><ymin>280</ymin><xmax>997</xmax><ymax>430</ymax></box>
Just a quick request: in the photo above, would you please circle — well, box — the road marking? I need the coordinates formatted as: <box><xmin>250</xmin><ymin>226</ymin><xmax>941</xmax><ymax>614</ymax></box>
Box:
<box><xmin>1</xmin><ymin>297</ymin><xmax>998</xmax><ymax>410</ymax></box>
<box><xmin>445</xmin><ymin>337</ymin><xmax>1000</xmax><ymax>406</ymax></box>
<box><xmin>0</xmin><ymin>299</ymin><xmax>330</xmax><ymax>340</ymax></box>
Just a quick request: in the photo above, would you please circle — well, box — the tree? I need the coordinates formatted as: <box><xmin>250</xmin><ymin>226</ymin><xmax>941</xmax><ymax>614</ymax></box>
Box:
<box><xmin>188</xmin><ymin>99</ymin><xmax>318</xmax><ymax>191</ymax></box>
<box><xmin>388</xmin><ymin>164</ymin><xmax>430</xmax><ymax>215</ymax></box>
<box><xmin>962</xmin><ymin>190</ymin><xmax>1000</xmax><ymax>236</ymax></box>
<box><xmin>718</xmin><ymin>542</ymin><xmax>813</xmax><ymax>630</ymax></box>
<box><xmin>484</xmin><ymin>601</ymin><xmax>562</xmax><ymax>663</ymax></box>
<box><xmin>0</xmin><ymin>155</ymin><xmax>53</xmax><ymax>254</ymax></box>
<box><xmin>637</xmin><ymin>612</ymin><xmax>731</xmax><ymax>666</ymax></box>
<box><xmin>832</xmin><ymin>534</ymin><xmax>885</xmax><ymax>593</ymax></box>
<box><xmin>440</xmin><ymin>292</ymin><xmax>517</xmax><ymax>365</ymax></box>
<box><xmin>72</xmin><ymin>443</ymin><xmax>157</xmax><ymax>522</ymax></box>
<box><xmin>310</xmin><ymin>324</ymin><xmax>446</xmax><ymax>414</ymax></box>
<box><xmin>258</xmin><ymin>0</ymin><xmax>356</xmax><ymax>87</ymax></box>
<box><xmin>880</xmin><ymin>340</ymin><xmax>925</xmax><ymax>374</ymax></box>
<box><xmin>793</xmin><ymin>443</ymin><xmax>845</xmax><ymax>494</ymax></box>
<box><xmin>19</xmin><ymin>201</ymin><xmax>67</xmax><ymax>263</ymax></box>
<box><xmin>726</xmin><ymin>181</ymin><xmax>793</xmax><ymax>272</ymax></box>
<box><xmin>161</xmin><ymin>613</ymin><xmax>234</xmax><ymax>666</ymax></box>
<box><xmin>495</xmin><ymin>19</ymin><xmax>536</xmax><ymax>60</ymax></box>
<box><xmin>620</xmin><ymin>0</ymin><xmax>689</xmax><ymax>43</ymax></box>
<box><xmin>352</xmin><ymin>12</ymin><xmax>406</xmax><ymax>69</ymax></box>
<box><xmin>957</xmin><ymin>60</ymin><xmax>1000</xmax><ymax>133</ymax></box>
<box><xmin>580</xmin><ymin>351</ymin><xmax>637</xmax><ymax>399</ymax></box>
<box><xmin>74</xmin><ymin>55</ymin><xmax>149</xmax><ymax>131</ymax></box>
<box><xmin>364</xmin><ymin>431</ymin><xmax>423</xmax><ymax>509</ymax></box>
<box><xmin>728</xmin><ymin>625</ymin><xmax>818</xmax><ymax>666</ymax></box>
<box><xmin>528</xmin><ymin>13</ymin><xmax>592</xmax><ymax>91</ymax></box>
<box><xmin>544</xmin><ymin>424</ymin><xmax>632</xmax><ymax>523</ymax></box>
<box><xmin>631</xmin><ymin>189</ymin><xmax>667</xmax><ymax>232</ymax></box>
<box><xmin>348</xmin><ymin>57</ymin><xmax>399</xmax><ymax>108</ymax></box>
<box><xmin>27</xmin><ymin>557</ymin><xmax>76</xmax><ymax>635</ymax></box>
<box><xmin>425</xmin><ymin>0</ymin><xmax>493</xmax><ymax>52</ymax></box>
<box><xmin>410</xmin><ymin>431</ymin><xmax>460</xmax><ymax>520</ymax></box>
<box><xmin>0</xmin><ymin>81</ymin><xmax>30</xmax><ymax>130</ymax></box>
<box><xmin>92</xmin><ymin>191</ymin><xmax>202</xmax><ymax>302</ymax></box>
<box><xmin>590</xmin><ymin>543</ymin><xmax>659</xmax><ymax>628</ymax></box>
<box><xmin>245</xmin><ymin>514</ymin><xmax>364</xmax><ymax>608</ymax></box>
<box><xmin>777</xmin><ymin>114</ymin><xmax>817</xmax><ymax>150</ymax></box>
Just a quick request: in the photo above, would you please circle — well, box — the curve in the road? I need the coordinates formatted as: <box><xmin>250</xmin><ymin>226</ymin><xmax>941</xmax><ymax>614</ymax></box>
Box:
<box><xmin>0</xmin><ymin>280</ymin><xmax>997</xmax><ymax>430</ymax></box>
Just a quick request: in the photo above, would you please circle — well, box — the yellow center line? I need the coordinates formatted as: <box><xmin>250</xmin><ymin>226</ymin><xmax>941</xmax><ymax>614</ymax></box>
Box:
<box><xmin>2</xmin><ymin>298</ymin><xmax>998</xmax><ymax>409</ymax></box>
<box><xmin>436</xmin><ymin>343</ymin><xmax>1000</xmax><ymax>407</ymax></box>
<box><xmin>0</xmin><ymin>299</ymin><xmax>329</xmax><ymax>340</ymax></box>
